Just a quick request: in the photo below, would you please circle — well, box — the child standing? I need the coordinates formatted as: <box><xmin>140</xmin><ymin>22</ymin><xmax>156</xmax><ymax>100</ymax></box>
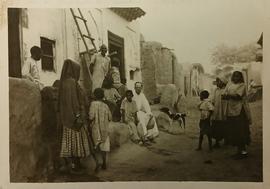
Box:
<box><xmin>110</xmin><ymin>57</ymin><xmax>122</xmax><ymax>89</ymax></box>
<box><xmin>102</xmin><ymin>78</ymin><xmax>121</xmax><ymax>121</ymax></box>
<box><xmin>211</xmin><ymin>75</ymin><xmax>228</xmax><ymax>148</ymax></box>
<box><xmin>196</xmin><ymin>90</ymin><xmax>214</xmax><ymax>151</ymax></box>
<box><xmin>89</xmin><ymin>88</ymin><xmax>112</xmax><ymax>172</ymax></box>
<box><xmin>120</xmin><ymin>90</ymin><xmax>144</xmax><ymax>144</ymax></box>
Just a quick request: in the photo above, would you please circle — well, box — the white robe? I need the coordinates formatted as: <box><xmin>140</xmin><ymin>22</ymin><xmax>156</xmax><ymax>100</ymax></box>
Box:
<box><xmin>133</xmin><ymin>92</ymin><xmax>159</xmax><ymax>138</ymax></box>
<box><xmin>90</xmin><ymin>53</ymin><xmax>111</xmax><ymax>92</ymax></box>
<box><xmin>22</xmin><ymin>57</ymin><xmax>44</xmax><ymax>90</ymax></box>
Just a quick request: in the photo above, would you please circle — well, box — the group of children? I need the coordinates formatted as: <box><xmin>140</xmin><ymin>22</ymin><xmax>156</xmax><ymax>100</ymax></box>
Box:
<box><xmin>197</xmin><ymin>71</ymin><xmax>252</xmax><ymax>160</ymax></box>
<box><xmin>88</xmin><ymin>87</ymin><xmax>154</xmax><ymax>173</ymax></box>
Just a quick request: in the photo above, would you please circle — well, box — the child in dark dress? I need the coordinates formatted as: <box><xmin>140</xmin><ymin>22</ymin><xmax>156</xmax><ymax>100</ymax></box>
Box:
<box><xmin>196</xmin><ymin>90</ymin><xmax>214</xmax><ymax>151</ymax></box>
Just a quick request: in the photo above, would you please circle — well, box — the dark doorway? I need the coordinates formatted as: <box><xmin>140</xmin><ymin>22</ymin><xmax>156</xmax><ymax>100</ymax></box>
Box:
<box><xmin>8</xmin><ymin>8</ymin><xmax>22</xmax><ymax>78</ymax></box>
<box><xmin>108</xmin><ymin>31</ymin><xmax>125</xmax><ymax>82</ymax></box>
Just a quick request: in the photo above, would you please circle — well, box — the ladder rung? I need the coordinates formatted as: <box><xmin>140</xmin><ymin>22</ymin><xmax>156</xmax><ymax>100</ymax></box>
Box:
<box><xmin>74</xmin><ymin>16</ymin><xmax>87</xmax><ymax>22</ymax></box>
<box><xmin>83</xmin><ymin>35</ymin><xmax>95</xmax><ymax>41</ymax></box>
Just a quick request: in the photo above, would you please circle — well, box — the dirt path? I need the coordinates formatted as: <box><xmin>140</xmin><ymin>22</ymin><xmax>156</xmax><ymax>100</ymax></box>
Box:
<box><xmin>48</xmin><ymin>98</ymin><xmax>262</xmax><ymax>182</ymax></box>
<box><xmin>95</xmin><ymin>99</ymin><xmax>262</xmax><ymax>182</ymax></box>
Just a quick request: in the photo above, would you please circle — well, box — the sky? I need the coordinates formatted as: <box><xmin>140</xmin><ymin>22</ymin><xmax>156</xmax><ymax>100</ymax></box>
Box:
<box><xmin>139</xmin><ymin>0</ymin><xmax>265</xmax><ymax>73</ymax></box>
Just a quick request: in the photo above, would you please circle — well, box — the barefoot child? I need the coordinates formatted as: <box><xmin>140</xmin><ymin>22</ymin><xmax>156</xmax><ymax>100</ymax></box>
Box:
<box><xmin>120</xmin><ymin>90</ymin><xmax>144</xmax><ymax>144</ymax></box>
<box><xmin>196</xmin><ymin>90</ymin><xmax>214</xmax><ymax>151</ymax></box>
<box><xmin>89</xmin><ymin>88</ymin><xmax>112</xmax><ymax>172</ymax></box>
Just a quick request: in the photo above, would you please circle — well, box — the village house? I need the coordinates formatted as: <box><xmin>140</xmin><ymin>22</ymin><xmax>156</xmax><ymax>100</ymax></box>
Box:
<box><xmin>8</xmin><ymin>7</ymin><xmax>146</xmax><ymax>182</ymax></box>
<box><xmin>8</xmin><ymin>8</ymin><xmax>145</xmax><ymax>90</ymax></box>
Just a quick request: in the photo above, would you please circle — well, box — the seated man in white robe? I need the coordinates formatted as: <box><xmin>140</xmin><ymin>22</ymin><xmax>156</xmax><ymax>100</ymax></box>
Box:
<box><xmin>133</xmin><ymin>82</ymin><xmax>159</xmax><ymax>141</ymax></box>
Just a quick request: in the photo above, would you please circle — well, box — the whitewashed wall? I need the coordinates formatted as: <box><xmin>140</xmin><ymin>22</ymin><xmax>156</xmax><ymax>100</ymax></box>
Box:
<box><xmin>21</xmin><ymin>8</ymin><xmax>142</xmax><ymax>88</ymax></box>
<box><xmin>71</xmin><ymin>8</ymin><xmax>142</xmax><ymax>90</ymax></box>
<box><xmin>22</xmin><ymin>9</ymin><xmax>68</xmax><ymax>86</ymax></box>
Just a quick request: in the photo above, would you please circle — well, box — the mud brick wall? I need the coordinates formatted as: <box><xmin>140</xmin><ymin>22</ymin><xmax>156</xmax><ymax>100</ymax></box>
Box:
<box><xmin>141</xmin><ymin>41</ymin><xmax>185</xmax><ymax>101</ymax></box>
<box><xmin>9</xmin><ymin>78</ymin><xmax>47</xmax><ymax>182</ymax></box>
<box><xmin>172</xmin><ymin>53</ymin><xmax>185</xmax><ymax>93</ymax></box>
<box><xmin>140</xmin><ymin>41</ymin><xmax>160</xmax><ymax>101</ymax></box>
<box><xmin>156</xmin><ymin>48</ymin><xmax>173</xmax><ymax>85</ymax></box>
<box><xmin>160</xmin><ymin>84</ymin><xmax>178</xmax><ymax>109</ymax></box>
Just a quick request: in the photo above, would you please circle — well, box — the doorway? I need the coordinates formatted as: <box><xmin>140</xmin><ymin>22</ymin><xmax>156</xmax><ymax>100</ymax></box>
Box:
<box><xmin>8</xmin><ymin>8</ymin><xmax>22</xmax><ymax>78</ymax></box>
<box><xmin>108</xmin><ymin>31</ymin><xmax>125</xmax><ymax>82</ymax></box>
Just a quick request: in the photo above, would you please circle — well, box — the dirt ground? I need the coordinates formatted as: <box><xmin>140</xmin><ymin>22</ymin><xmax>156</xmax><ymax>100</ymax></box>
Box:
<box><xmin>48</xmin><ymin>97</ymin><xmax>262</xmax><ymax>182</ymax></box>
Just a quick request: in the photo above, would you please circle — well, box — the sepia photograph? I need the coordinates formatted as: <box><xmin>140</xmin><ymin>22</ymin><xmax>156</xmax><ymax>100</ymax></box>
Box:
<box><xmin>3</xmin><ymin>0</ymin><xmax>266</xmax><ymax>185</ymax></box>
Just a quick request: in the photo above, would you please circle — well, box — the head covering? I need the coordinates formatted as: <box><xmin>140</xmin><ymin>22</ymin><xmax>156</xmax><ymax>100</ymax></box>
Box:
<box><xmin>231</xmin><ymin>70</ymin><xmax>244</xmax><ymax>83</ymax></box>
<box><xmin>58</xmin><ymin>59</ymin><xmax>81</xmax><ymax>129</ymax></box>
<box><xmin>60</xmin><ymin>59</ymin><xmax>80</xmax><ymax>81</ymax></box>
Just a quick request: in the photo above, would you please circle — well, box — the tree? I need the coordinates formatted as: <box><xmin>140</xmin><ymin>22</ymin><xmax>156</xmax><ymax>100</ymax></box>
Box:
<box><xmin>211</xmin><ymin>43</ymin><xmax>258</xmax><ymax>65</ymax></box>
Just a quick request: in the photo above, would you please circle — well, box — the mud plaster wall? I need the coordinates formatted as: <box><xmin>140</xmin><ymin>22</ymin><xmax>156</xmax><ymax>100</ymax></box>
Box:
<box><xmin>140</xmin><ymin>41</ymin><xmax>184</xmax><ymax>101</ymax></box>
<box><xmin>9</xmin><ymin>77</ymin><xmax>48</xmax><ymax>182</ymax></box>
<box><xmin>140</xmin><ymin>41</ymin><xmax>158</xmax><ymax>101</ymax></box>
<box><xmin>156</xmin><ymin>48</ymin><xmax>173</xmax><ymax>85</ymax></box>
<box><xmin>172</xmin><ymin>53</ymin><xmax>185</xmax><ymax>93</ymax></box>
<box><xmin>20</xmin><ymin>8</ymin><xmax>142</xmax><ymax>90</ymax></box>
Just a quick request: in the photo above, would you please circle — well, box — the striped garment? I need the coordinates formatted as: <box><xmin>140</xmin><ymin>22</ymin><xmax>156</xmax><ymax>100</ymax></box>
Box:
<box><xmin>60</xmin><ymin>124</ymin><xmax>92</xmax><ymax>158</ymax></box>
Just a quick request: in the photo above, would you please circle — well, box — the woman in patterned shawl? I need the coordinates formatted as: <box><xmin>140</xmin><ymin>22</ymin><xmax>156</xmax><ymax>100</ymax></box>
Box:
<box><xmin>58</xmin><ymin>59</ymin><xmax>97</xmax><ymax>173</ymax></box>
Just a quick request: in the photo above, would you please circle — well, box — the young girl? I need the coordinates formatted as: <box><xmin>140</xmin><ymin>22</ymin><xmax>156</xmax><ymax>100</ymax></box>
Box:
<box><xmin>110</xmin><ymin>57</ymin><xmax>122</xmax><ymax>89</ymax></box>
<box><xmin>102</xmin><ymin>78</ymin><xmax>121</xmax><ymax>121</ymax></box>
<box><xmin>89</xmin><ymin>88</ymin><xmax>112</xmax><ymax>172</ymax></box>
<box><xmin>109</xmin><ymin>57</ymin><xmax>128</xmax><ymax>98</ymax></box>
<box><xmin>196</xmin><ymin>90</ymin><xmax>214</xmax><ymax>151</ymax></box>
<box><xmin>222</xmin><ymin>71</ymin><xmax>252</xmax><ymax>159</ymax></box>
<box><xmin>211</xmin><ymin>75</ymin><xmax>228</xmax><ymax>148</ymax></box>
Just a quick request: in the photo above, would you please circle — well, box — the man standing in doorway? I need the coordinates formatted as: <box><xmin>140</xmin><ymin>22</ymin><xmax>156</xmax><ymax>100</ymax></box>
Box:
<box><xmin>90</xmin><ymin>44</ymin><xmax>111</xmax><ymax>92</ymax></box>
<box><xmin>22</xmin><ymin>46</ymin><xmax>44</xmax><ymax>90</ymax></box>
<box><xmin>133</xmin><ymin>82</ymin><xmax>159</xmax><ymax>142</ymax></box>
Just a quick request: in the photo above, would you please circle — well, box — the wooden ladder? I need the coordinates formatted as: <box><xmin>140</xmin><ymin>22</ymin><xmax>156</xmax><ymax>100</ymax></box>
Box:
<box><xmin>70</xmin><ymin>8</ymin><xmax>97</xmax><ymax>97</ymax></box>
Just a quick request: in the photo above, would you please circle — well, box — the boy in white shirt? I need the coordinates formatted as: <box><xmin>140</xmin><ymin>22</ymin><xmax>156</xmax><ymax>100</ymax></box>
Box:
<box><xmin>22</xmin><ymin>46</ymin><xmax>43</xmax><ymax>89</ymax></box>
